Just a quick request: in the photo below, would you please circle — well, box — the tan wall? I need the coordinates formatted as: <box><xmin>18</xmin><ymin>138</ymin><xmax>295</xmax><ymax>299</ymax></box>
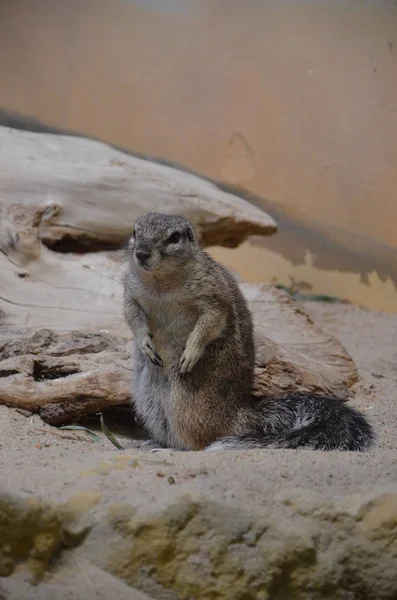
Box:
<box><xmin>1</xmin><ymin>0</ymin><xmax>396</xmax><ymax>311</ymax></box>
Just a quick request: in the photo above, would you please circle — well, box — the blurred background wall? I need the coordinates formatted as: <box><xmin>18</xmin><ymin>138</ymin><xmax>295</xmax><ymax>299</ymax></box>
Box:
<box><xmin>0</xmin><ymin>0</ymin><xmax>396</xmax><ymax>311</ymax></box>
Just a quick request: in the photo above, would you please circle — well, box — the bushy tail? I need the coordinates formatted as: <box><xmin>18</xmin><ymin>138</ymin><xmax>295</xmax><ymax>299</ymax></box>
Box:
<box><xmin>207</xmin><ymin>393</ymin><xmax>375</xmax><ymax>452</ymax></box>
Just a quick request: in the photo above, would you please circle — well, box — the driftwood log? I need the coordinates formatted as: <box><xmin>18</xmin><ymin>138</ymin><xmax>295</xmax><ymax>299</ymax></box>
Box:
<box><xmin>0</xmin><ymin>283</ymin><xmax>358</xmax><ymax>426</ymax></box>
<box><xmin>0</xmin><ymin>127</ymin><xmax>357</xmax><ymax>425</ymax></box>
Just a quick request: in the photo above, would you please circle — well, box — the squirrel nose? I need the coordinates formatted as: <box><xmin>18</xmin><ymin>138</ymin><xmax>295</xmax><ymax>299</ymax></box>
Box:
<box><xmin>135</xmin><ymin>245</ymin><xmax>151</xmax><ymax>264</ymax></box>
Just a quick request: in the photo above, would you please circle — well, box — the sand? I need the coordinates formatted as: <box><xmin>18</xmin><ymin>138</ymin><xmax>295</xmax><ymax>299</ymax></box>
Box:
<box><xmin>0</xmin><ymin>300</ymin><xmax>396</xmax><ymax>599</ymax></box>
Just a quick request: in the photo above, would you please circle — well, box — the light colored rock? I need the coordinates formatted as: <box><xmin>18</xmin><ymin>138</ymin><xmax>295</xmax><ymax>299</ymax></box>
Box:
<box><xmin>1</xmin><ymin>485</ymin><xmax>397</xmax><ymax>599</ymax></box>
<box><xmin>0</xmin><ymin>566</ymin><xmax>154</xmax><ymax>600</ymax></box>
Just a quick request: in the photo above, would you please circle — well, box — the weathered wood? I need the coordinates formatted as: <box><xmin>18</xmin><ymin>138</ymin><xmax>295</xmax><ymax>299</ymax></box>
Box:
<box><xmin>0</xmin><ymin>331</ymin><xmax>132</xmax><ymax>425</ymax></box>
<box><xmin>0</xmin><ymin>285</ymin><xmax>357</xmax><ymax>426</ymax></box>
<box><xmin>0</xmin><ymin>126</ymin><xmax>277</xmax><ymax>253</ymax></box>
<box><xmin>244</xmin><ymin>283</ymin><xmax>358</xmax><ymax>398</ymax></box>
<box><xmin>0</xmin><ymin>126</ymin><xmax>357</xmax><ymax>424</ymax></box>
<box><xmin>0</xmin><ymin>125</ymin><xmax>276</xmax><ymax>338</ymax></box>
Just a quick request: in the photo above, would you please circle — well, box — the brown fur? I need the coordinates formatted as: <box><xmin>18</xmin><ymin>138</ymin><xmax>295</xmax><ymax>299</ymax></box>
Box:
<box><xmin>123</xmin><ymin>212</ymin><xmax>374</xmax><ymax>453</ymax></box>
<box><xmin>123</xmin><ymin>212</ymin><xmax>255</xmax><ymax>450</ymax></box>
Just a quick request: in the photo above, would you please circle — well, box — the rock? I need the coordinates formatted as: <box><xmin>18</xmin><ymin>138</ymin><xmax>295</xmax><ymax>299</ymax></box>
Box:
<box><xmin>0</xmin><ymin>572</ymin><xmax>154</xmax><ymax>600</ymax></box>
<box><xmin>1</xmin><ymin>487</ymin><xmax>396</xmax><ymax>599</ymax></box>
<box><xmin>0</xmin><ymin>492</ymin><xmax>63</xmax><ymax>579</ymax></box>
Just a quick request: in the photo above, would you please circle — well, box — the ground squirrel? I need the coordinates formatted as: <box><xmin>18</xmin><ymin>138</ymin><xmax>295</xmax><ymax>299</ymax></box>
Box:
<box><xmin>123</xmin><ymin>212</ymin><xmax>374</xmax><ymax>452</ymax></box>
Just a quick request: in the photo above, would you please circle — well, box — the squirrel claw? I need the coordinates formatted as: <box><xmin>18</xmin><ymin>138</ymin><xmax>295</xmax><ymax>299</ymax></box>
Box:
<box><xmin>140</xmin><ymin>334</ymin><xmax>163</xmax><ymax>367</ymax></box>
<box><xmin>179</xmin><ymin>346</ymin><xmax>202</xmax><ymax>374</ymax></box>
<box><xmin>149</xmin><ymin>355</ymin><xmax>163</xmax><ymax>367</ymax></box>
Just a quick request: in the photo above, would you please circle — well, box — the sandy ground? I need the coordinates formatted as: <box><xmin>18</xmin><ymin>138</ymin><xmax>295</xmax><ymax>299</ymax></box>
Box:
<box><xmin>0</xmin><ymin>300</ymin><xmax>396</xmax><ymax>503</ymax></box>
<box><xmin>0</xmin><ymin>301</ymin><xmax>396</xmax><ymax>598</ymax></box>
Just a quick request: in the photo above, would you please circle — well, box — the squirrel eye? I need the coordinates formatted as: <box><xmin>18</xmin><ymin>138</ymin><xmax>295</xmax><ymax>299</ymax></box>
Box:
<box><xmin>132</xmin><ymin>228</ymin><xmax>136</xmax><ymax>238</ymax></box>
<box><xmin>166</xmin><ymin>231</ymin><xmax>181</xmax><ymax>244</ymax></box>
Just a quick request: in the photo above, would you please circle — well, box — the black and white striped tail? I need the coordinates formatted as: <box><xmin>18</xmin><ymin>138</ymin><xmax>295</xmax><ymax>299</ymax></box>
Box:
<box><xmin>207</xmin><ymin>393</ymin><xmax>375</xmax><ymax>452</ymax></box>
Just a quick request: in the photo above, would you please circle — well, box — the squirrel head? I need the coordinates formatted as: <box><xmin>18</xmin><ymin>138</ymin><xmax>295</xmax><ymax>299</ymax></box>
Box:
<box><xmin>128</xmin><ymin>212</ymin><xmax>200</xmax><ymax>274</ymax></box>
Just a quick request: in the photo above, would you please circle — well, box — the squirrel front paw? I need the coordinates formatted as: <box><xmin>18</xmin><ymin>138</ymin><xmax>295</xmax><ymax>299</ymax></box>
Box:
<box><xmin>179</xmin><ymin>344</ymin><xmax>203</xmax><ymax>374</ymax></box>
<box><xmin>138</xmin><ymin>332</ymin><xmax>163</xmax><ymax>367</ymax></box>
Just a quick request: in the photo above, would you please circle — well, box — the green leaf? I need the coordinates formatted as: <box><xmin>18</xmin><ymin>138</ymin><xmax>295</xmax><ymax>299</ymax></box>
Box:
<box><xmin>99</xmin><ymin>414</ymin><xmax>124</xmax><ymax>450</ymax></box>
<box><xmin>294</xmin><ymin>293</ymin><xmax>345</xmax><ymax>303</ymax></box>
<box><xmin>59</xmin><ymin>425</ymin><xmax>101</xmax><ymax>443</ymax></box>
